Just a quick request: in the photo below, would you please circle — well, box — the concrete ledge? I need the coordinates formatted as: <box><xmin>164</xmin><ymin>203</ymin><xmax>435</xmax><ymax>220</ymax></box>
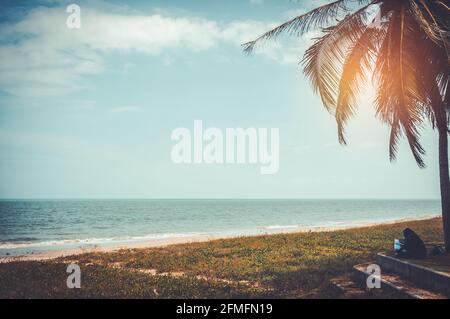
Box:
<box><xmin>353</xmin><ymin>263</ymin><xmax>447</xmax><ymax>299</ymax></box>
<box><xmin>376</xmin><ymin>253</ymin><xmax>450</xmax><ymax>296</ymax></box>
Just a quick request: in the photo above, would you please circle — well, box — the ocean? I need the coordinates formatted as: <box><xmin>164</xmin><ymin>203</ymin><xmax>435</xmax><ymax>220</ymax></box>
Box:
<box><xmin>0</xmin><ymin>199</ymin><xmax>441</xmax><ymax>256</ymax></box>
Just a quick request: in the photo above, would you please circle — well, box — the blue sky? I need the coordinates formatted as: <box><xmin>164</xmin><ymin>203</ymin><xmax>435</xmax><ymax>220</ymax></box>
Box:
<box><xmin>0</xmin><ymin>0</ymin><xmax>443</xmax><ymax>199</ymax></box>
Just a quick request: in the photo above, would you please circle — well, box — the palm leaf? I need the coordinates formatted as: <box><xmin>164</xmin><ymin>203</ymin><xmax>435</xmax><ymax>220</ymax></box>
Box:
<box><xmin>410</xmin><ymin>0</ymin><xmax>445</xmax><ymax>44</ymax></box>
<box><xmin>335</xmin><ymin>26</ymin><xmax>385</xmax><ymax>144</ymax></box>
<box><xmin>414</xmin><ymin>0</ymin><xmax>450</xmax><ymax>65</ymax></box>
<box><xmin>375</xmin><ymin>2</ymin><xmax>426</xmax><ymax>167</ymax></box>
<box><xmin>243</xmin><ymin>0</ymin><xmax>449</xmax><ymax>167</ymax></box>
<box><xmin>242</xmin><ymin>0</ymin><xmax>373</xmax><ymax>53</ymax></box>
<box><xmin>302</xmin><ymin>5</ymin><xmax>370</xmax><ymax>112</ymax></box>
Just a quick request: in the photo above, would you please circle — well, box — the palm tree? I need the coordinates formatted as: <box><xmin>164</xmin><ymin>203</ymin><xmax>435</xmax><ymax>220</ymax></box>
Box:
<box><xmin>244</xmin><ymin>0</ymin><xmax>450</xmax><ymax>251</ymax></box>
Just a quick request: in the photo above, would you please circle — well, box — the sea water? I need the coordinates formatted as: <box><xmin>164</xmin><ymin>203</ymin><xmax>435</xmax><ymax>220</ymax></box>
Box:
<box><xmin>0</xmin><ymin>199</ymin><xmax>441</xmax><ymax>256</ymax></box>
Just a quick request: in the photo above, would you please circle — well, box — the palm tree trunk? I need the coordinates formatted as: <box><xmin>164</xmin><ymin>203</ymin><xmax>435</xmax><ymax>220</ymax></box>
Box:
<box><xmin>438</xmin><ymin>123</ymin><xmax>450</xmax><ymax>252</ymax></box>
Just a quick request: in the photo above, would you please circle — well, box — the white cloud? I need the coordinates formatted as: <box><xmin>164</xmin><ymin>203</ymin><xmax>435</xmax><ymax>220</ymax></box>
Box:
<box><xmin>283</xmin><ymin>0</ymin><xmax>331</xmax><ymax>18</ymax></box>
<box><xmin>0</xmin><ymin>5</ymin><xmax>309</xmax><ymax>97</ymax></box>
<box><xmin>110</xmin><ymin>106</ymin><xmax>142</xmax><ymax>113</ymax></box>
<box><xmin>252</xmin><ymin>41</ymin><xmax>304</xmax><ymax>65</ymax></box>
<box><xmin>0</xmin><ymin>129</ymin><xmax>133</xmax><ymax>164</ymax></box>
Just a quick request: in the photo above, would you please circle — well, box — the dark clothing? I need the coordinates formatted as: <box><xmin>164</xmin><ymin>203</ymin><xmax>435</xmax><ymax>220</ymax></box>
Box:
<box><xmin>396</xmin><ymin>228</ymin><xmax>427</xmax><ymax>259</ymax></box>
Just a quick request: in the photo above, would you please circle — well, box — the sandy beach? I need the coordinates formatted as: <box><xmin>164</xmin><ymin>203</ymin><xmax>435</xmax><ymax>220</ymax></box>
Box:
<box><xmin>0</xmin><ymin>215</ymin><xmax>438</xmax><ymax>263</ymax></box>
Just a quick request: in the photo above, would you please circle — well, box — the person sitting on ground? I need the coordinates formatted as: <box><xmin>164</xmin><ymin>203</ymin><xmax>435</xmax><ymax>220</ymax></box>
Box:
<box><xmin>395</xmin><ymin>228</ymin><xmax>427</xmax><ymax>259</ymax></box>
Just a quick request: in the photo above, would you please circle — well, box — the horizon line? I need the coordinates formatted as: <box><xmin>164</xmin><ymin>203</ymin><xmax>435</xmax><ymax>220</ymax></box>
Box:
<box><xmin>0</xmin><ymin>197</ymin><xmax>441</xmax><ymax>201</ymax></box>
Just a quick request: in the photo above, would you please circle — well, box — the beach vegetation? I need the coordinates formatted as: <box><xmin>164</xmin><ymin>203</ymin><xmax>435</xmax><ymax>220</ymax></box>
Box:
<box><xmin>0</xmin><ymin>218</ymin><xmax>443</xmax><ymax>298</ymax></box>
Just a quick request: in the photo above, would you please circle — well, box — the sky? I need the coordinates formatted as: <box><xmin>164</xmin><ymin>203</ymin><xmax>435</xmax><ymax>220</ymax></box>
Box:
<box><xmin>0</xmin><ymin>0</ymin><xmax>444</xmax><ymax>199</ymax></box>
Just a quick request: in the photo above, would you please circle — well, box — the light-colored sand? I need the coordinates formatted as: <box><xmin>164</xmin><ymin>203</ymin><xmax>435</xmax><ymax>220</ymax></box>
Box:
<box><xmin>0</xmin><ymin>215</ymin><xmax>439</xmax><ymax>263</ymax></box>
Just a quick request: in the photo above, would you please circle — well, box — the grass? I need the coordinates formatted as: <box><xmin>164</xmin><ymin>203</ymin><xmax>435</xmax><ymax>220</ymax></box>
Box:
<box><xmin>0</xmin><ymin>217</ymin><xmax>444</xmax><ymax>298</ymax></box>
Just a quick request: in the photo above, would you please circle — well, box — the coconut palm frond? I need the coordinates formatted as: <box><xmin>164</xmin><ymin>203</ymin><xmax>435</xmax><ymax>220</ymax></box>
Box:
<box><xmin>437</xmin><ymin>1</ymin><xmax>450</xmax><ymax>11</ymax></box>
<box><xmin>336</xmin><ymin>26</ymin><xmax>385</xmax><ymax>144</ymax></box>
<box><xmin>302</xmin><ymin>30</ymin><xmax>339</xmax><ymax>111</ymax></box>
<box><xmin>441</xmin><ymin>73</ymin><xmax>450</xmax><ymax>114</ymax></box>
<box><xmin>415</xmin><ymin>0</ymin><xmax>450</xmax><ymax>65</ymax></box>
<box><xmin>373</xmin><ymin>9</ymin><xmax>394</xmax><ymax>121</ymax></box>
<box><xmin>242</xmin><ymin>0</ymin><xmax>373</xmax><ymax>53</ymax></box>
<box><xmin>410</xmin><ymin>0</ymin><xmax>446</xmax><ymax>45</ymax></box>
<box><xmin>389</xmin><ymin>115</ymin><xmax>402</xmax><ymax>162</ymax></box>
<box><xmin>243</xmin><ymin>0</ymin><xmax>448</xmax><ymax>167</ymax></box>
<box><xmin>416</xmin><ymin>31</ymin><xmax>450</xmax><ymax>129</ymax></box>
<box><xmin>375</xmin><ymin>3</ymin><xmax>426</xmax><ymax>167</ymax></box>
<box><xmin>302</xmin><ymin>8</ymin><xmax>369</xmax><ymax>111</ymax></box>
<box><xmin>420</xmin><ymin>0</ymin><xmax>450</xmax><ymax>29</ymax></box>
